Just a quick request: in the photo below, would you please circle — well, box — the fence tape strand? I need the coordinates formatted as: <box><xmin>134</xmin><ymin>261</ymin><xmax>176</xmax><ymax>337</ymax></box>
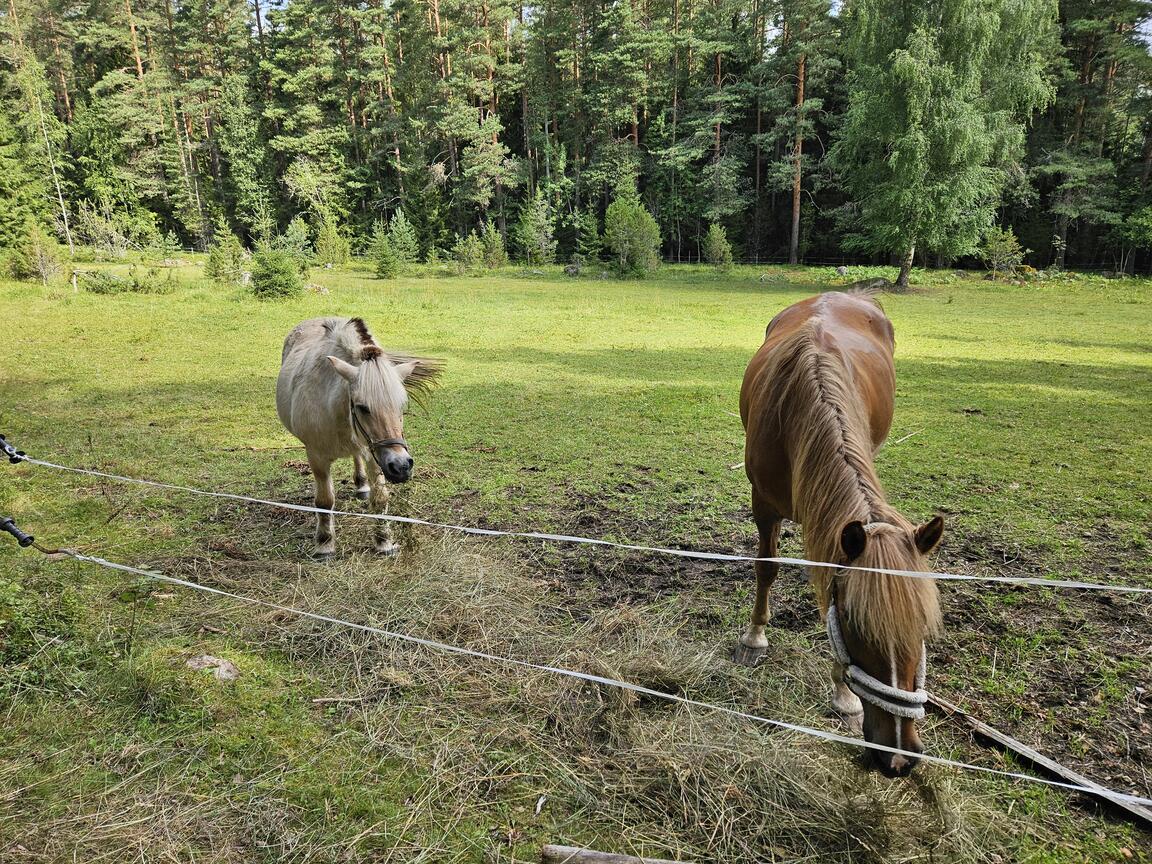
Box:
<box><xmin>16</xmin><ymin>455</ymin><xmax>1152</xmax><ymax>595</ymax></box>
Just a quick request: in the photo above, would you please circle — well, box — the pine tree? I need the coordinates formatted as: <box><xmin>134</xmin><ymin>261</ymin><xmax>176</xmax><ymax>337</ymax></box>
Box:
<box><xmin>514</xmin><ymin>188</ymin><xmax>556</xmax><ymax>265</ymax></box>
<box><xmin>387</xmin><ymin>209</ymin><xmax>420</xmax><ymax>264</ymax></box>
<box><xmin>480</xmin><ymin>219</ymin><xmax>507</xmax><ymax>268</ymax></box>
<box><xmin>0</xmin><ymin>99</ymin><xmax>45</xmax><ymax>248</ymax></box>
<box><xmin>603</xmin><ymin>192</ymin><xmax>661</xmax><ymax>276</ymax></box>
<box><xmin>372</xmin><ymin>220</ymin><xmax>401</xmax><ymax>278</ymax></box>
<box><xmin>702</xmin><ymin>223</ymin><xmax>733</xmax><ymax>269</ymax></box>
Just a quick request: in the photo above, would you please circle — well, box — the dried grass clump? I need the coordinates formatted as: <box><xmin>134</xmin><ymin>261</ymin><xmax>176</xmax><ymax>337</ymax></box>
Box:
<box><xmin>176</xmin><ymin>526</ymin><xmax>1018</xmax><ymax>863</ymax></box>
<box><xmin>0</xmin><ymin>747</ymin><xmax>250</xmax><ymax>863</ymax></box>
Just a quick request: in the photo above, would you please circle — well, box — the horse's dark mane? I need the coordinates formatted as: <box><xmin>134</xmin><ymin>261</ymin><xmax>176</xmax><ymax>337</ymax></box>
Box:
<box><xmin>349</xmin><ymin>317</ymin><xmax>375</xmax><ymax>347</ymax></box>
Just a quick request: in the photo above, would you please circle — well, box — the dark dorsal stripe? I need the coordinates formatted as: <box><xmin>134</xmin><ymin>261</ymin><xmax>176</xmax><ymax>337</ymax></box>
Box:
<box><xmin>349</xmin><ymin>317</ymin><xmax>375</xmax><ymax>346</ymax></box>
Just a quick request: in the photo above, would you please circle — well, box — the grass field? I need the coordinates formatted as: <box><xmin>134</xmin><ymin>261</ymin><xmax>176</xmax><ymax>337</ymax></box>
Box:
<box><xmin>0</xmin><ymin>261</ymin><xmax>1150</xmax><ymax>862</ymax></box>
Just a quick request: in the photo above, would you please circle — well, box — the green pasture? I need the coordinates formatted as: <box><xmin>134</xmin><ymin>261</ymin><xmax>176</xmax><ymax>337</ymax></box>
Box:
<box><xmin>0</xmin><ymin>262</ymin><xmax>1149</xmax><ymax>862</ymax></box>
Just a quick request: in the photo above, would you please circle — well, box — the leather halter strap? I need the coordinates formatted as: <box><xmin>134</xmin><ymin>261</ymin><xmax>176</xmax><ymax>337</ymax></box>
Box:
<box><xmin>349</xmin><ymin>403</ymin><xmax>408</xmax><ymax>463</ymax></box>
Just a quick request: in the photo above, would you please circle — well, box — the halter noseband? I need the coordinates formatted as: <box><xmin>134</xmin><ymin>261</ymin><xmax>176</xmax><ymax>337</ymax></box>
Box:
<box><xmin>349</xmin><ymin>402</ymin><xmax>408</xmax><ymax>471</ymax></box>
<box><xmin>826</xmin><ymin>522</ymin><xmax>928</xmax><ymax>720</ymax></box>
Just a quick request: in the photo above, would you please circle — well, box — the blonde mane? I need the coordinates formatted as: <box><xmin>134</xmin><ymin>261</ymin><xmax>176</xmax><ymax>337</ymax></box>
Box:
<box><xmin>761</xmin><ymin>319</ymin><xmax>940</xmax><ymax>660</ymax></box>
<box><xmin>338</xmin><ymin>318</ymin><xmax>443</xmax><ymax>405</ymax></box>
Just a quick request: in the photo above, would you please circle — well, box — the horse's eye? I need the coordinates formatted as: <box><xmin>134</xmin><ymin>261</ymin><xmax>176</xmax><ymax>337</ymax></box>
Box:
<box><xmin>356</xmin><ymin>404</ymin><xmax>370</xmax><ymax>414</ymax></box>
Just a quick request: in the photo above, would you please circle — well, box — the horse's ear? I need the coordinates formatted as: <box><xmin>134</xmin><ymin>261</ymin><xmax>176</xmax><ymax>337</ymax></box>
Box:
<box><xmin>914</xmin><ymin>515</ymin><xmax>944</xmax><ymax>555</ymax></box>
<box><xmin>327</xmin><ymin>355</ymin><xmax>358</xmax><ymax>382</ymax></box>
<box><xmin>840</xmin><ymin>521</ymin><xmax>867</xmax><ymax>560</ymax></box>
<box><xmin>391</xmin><ymin>355</ymin><xmax>444</xmax><ymax>401</ymax></box>
<box><xmin>391</xmin><ymin>360</ymin><xmax>418</xmax><ymax>381</ymax></box>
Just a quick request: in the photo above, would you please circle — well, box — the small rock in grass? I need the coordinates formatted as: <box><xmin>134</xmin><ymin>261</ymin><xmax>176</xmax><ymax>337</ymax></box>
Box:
<box><xmin>186</xmin><ymin>654</ymin><xmax>240</xmax><ymax>681</ymax></box>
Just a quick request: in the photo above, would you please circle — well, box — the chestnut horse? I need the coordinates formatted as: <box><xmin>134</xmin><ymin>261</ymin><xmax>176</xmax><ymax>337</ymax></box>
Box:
<box><xmin>736</xmin><ymin>291</ymin><xmax>944</xmax><ymax>777</ymax></box>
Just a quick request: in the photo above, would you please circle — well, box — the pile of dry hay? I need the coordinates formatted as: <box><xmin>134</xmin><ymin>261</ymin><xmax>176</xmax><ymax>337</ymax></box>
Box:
<box><xmin>0</xmin><ymin>509</ymin><xmax>1024</xmax><ymax>863</ymax></box>
<box><xmin>164</xmin><ymin>520</ymin><xmax>1019</xmax><ymax>863</ymax></box>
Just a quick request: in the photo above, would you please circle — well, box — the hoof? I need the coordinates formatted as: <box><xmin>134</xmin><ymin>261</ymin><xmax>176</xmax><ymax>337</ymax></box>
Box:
<box><xmin>732</xmin><ymin>642</ymin><xmax>768</xmax><ymax>667</ymax></box>
<box><xmin>312</xmin><ymin>549</ymin><xmax>336</xmax><ymax>562</ymax></box>
<box><xmin>374</xmin><ymin>542</ymin><xmax>400</xmax><ymax>557</ymax></box>
<box><xmin>355</xmin><ymin>489</ymin><xmax>370</xmax><ymax>501</ymax></box>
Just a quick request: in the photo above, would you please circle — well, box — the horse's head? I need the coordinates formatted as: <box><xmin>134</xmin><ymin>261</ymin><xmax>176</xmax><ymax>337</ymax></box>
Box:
<box><xmin>834</xmin><ymin>515</ymin><xmax>944</xmax><ymax>777</ymax></box>
<box><xmin>327</xmin><ymin>348</ymin><xmax>442</xmax><ymax>484</ymax></box>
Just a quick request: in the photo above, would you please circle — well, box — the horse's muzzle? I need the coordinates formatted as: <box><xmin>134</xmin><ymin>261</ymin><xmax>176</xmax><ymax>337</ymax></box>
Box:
<box><xmin>871</xmin><ymin>744</ymin><xmax>921</xmax><ymax>778</ymax></box>
<box><xmin>376</xmin><ymin>447</ymin><xmax>414</xmax><ymax>483</ymax></box>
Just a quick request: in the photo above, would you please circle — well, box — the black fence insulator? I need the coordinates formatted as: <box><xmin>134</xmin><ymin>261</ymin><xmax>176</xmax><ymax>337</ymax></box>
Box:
<box><xmin>0</xmin><ymin>435</ymin><xmax>25</xmax><ymax>464</ymax></box>
<box><xmin>0</xmin><ymin>516</ymin><xmax>34</xmax><ymax>548</ymax></box>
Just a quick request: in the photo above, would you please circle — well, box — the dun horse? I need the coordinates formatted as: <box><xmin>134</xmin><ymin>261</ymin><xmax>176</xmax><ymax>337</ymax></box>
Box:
<box><xmin>737</xmin><ymin>291</ymin><xmax>944</xmax><ymax>777</ymax></box>
<box><xmin>276</xmin><ymin>317</ymin><xmax>442</xmax><ymax>559</ymax></box>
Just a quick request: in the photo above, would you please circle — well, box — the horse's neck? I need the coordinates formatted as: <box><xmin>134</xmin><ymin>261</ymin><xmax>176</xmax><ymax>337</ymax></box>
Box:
<box><xmin>794</xmin><ymin>404</ymin><xmax>892</xmax><ymax>564</ymax></box>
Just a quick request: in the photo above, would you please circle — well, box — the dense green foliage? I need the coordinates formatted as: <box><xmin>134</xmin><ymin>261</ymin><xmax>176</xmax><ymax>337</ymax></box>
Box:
<box><xmin>513</xmin><ymin>189</ymin><xmax>557</xmax><ymax>266</ymax></box>
<box><xmin>0</xmin><ymin>0</ymin><xmax>1149</xmax><ymax>271</ymax></box>
<box><xmin>249</xmin><ymin>249</ymin><xmax>304</xmax><ymax>299</ymax></box>
<box><xmin>980</xmin><ymin>227</ymin><xmax>1028</xmax><ymax>279</ymax></box>
<box><xmin>79</xmin><ymin>265</ymin><xmax>171</xmax><ymax>295</ymax></box>
<box><xmin>703</xmin><ymin>224</ymin><xmax>734</xmax><ymax>270</ymax></box>
<box><xmin>204</xmin><ymin>224</ymin><xmax>248</xmax><ymax>285</ymax></box>
<box><xmin>5</xmin><ymin>223</ymin><xmax>59</xmax><ymax>282</ymax></box>
<box><xmin>387</xmin><ymin>210</ymin><xmax>420</xmax><ymax>265</ymax></box>
<box><xmin>452</xmin><ymin>231</ymin><xmax>485</xmax><ymax>275</ymax></box>
<box><xmin>604</xmin><ymin>194</ymin><xmax>662</xmax><ymax>276</ymax></box>
<box><xmin>371</xmin><ymin>221</ymin><xmax>401</xmax><ymax>279</ymax></box>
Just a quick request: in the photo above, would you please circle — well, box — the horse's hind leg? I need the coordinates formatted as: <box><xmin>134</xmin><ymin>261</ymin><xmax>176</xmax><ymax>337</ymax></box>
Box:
<box><xmin>369</xmin><ymin>473</ymin><xmax>398</xmax><ymax>556</ymax></box>
<box><xmin>734</xmin><ymin>508</ymin><xmax>781</xmax><ymax>667</ymax></box>
<box><xmin>308</xmin><ymin>452</ymin><xmax>337</xmax><ymax>560</ymax></box>
<box><xmin>352</xmin><ymin>453</ymin><xmax>371</xmax><ymax>500</ymax></box>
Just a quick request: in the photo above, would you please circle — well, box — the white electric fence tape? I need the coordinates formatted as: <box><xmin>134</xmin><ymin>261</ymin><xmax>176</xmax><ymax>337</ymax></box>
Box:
<box><xmin>15</xmin><ymin>457</ymin><xmax>1152</xmax><ymax>594</ymax></box>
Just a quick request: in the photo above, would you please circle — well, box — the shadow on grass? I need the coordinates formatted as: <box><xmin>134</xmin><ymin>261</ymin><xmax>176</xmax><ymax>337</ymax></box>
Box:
<box><xmin>895</xmin><ymin>356</ymin><xmax>1151</xmax><ymax>404</ymax></box>
<box><xmin>4</xmin><ymin>350</ymin><xmax>1148</xmax><ymax>464</ymax></box>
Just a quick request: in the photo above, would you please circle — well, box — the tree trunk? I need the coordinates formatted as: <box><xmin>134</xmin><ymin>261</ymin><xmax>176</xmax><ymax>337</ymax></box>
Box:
<box><xmin>253</xmin><ymin>0</ymin><xmax>265</xmax><ymax>53</ymax></box>
<box><xmin>1140</xmin><ymin>124</ymin><xmax>1152</xmax><ymax>192</ymax></box>
<box><xmin>713</xmin><ymin>52</ymin><xmax>721</xmax><ymax>162</ymax></box>
<box><xmin>895</xmin><ymin>244</ymin><xmax>915</xmax><ymax>291</ymax></box>
<box><xmin>50</xmin><ymin>33</ymin><xmax>72</xmax><ymax>121</ymax></box>
<box><xmin>124</xmin><ymin>0</ymin><xmax>146</xmax><ymax>80</ymax></box>
<box><xmin>788</xmin><ymin>52</ymin><xmax>806</xmax><ymax>266</ymax></box>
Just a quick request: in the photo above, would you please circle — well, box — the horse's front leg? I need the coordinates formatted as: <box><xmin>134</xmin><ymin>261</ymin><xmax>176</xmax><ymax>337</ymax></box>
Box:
<box><xmin>831</xmin><ymin>661</ymin><xmax>864</xmax><ymax>734</ymax></box>
<box><xmin>308</xmin><ymin>451</ymin><xmax>337</xmax><ymax>560</ymax></box>
<box><xmin>734</xmin><ymin>509</ymin><xmax>781</xmax><ymax>667</ymax></box>
<box><xmin>369</xmin><ymin>471</ymin><xmax>399</xmax><ymax>556</ymax></box>
<box><xmin>352</xmin><ymin>452</ymin><xmax>372</xmax><ymax>500</ymax></box>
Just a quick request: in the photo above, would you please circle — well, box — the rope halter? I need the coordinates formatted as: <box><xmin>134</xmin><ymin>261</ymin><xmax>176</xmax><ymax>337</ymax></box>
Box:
<box><xmin>826</xmin><ymin>522</ymin><xmax>928</xmax><ymax>720</ymax></box>
<box><xmin>826</xmin><ymin>603</ymin><xmax>927</xmax><ymax>719</ymax></box>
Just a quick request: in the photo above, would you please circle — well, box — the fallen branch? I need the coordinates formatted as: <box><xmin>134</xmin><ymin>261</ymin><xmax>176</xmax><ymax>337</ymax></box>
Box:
<box><xmin>541</xmin><ymin>845</ymin><xmax>689</xmax><ymax>864</ymax></box>
<box><xmin>928</xmin><ymin>693</ymin><xmax>1152</xmax><ymax>829</ymax></box>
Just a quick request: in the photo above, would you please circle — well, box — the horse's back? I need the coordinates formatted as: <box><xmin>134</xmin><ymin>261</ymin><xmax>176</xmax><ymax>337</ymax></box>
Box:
<box><xmin>741</xmin><ymin>292</ymin><xmax>896</xmax><ymax>515</ymax></box>
<box><xmin>277</xmin><ymin>317</ymin><xmax>354</xmax><ymax>449</ymax></box>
